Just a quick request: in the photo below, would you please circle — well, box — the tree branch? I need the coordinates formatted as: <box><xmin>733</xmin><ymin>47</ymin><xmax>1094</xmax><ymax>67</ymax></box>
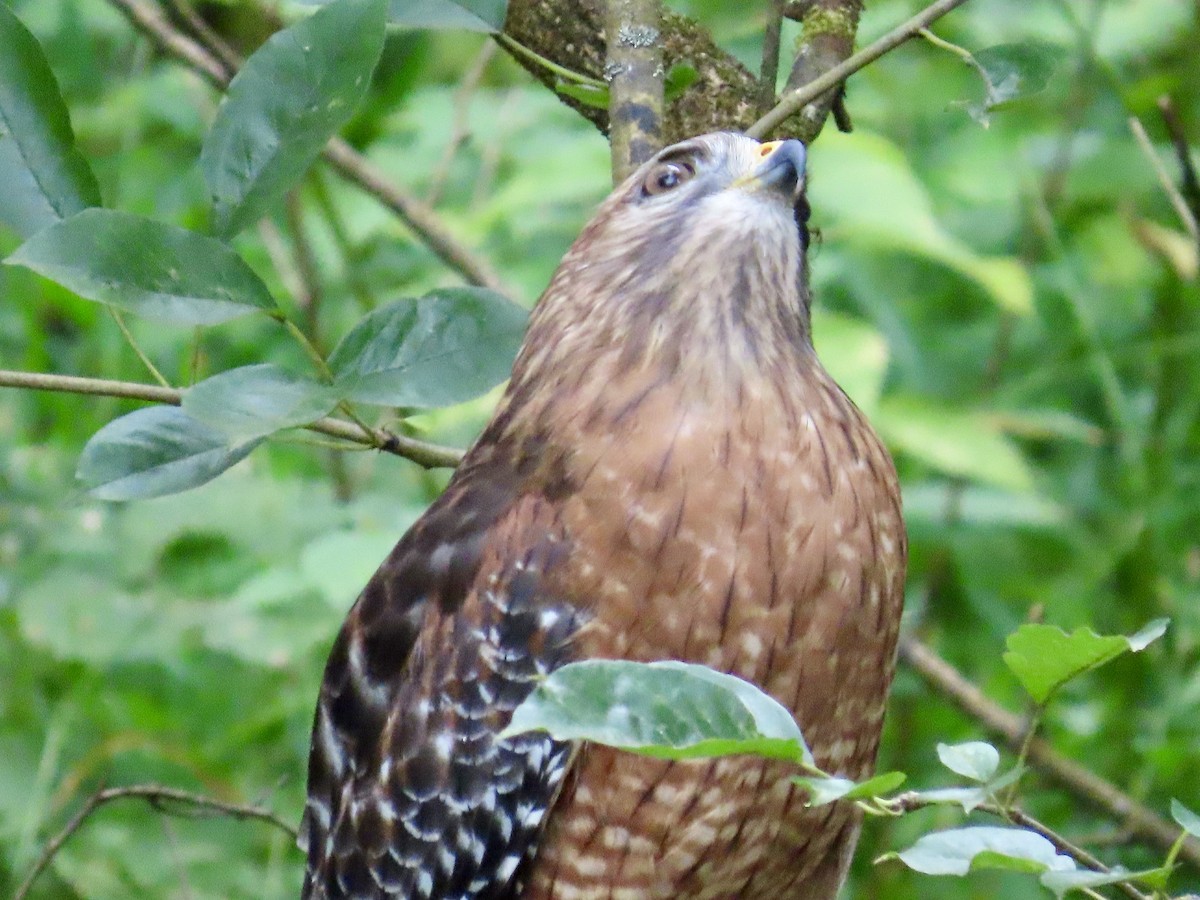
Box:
<box><xmin>502</xmin><ymin>0</ymin><xmax>801</xmax><ymax>141</ymax></box>
<box><xmin>14</xmin><ymin>783</ymin><xmax>296</xmax><ymax>900</ymax></box>
<box><xmin>1130</xmin><ymin>115</ymin><xmax>1200</xmax><ymax>246</ymax></box>
<box><xmin>605</xmin><ymin>0</ymin><xmax>664</xmax><ymax>181</ymax></box>
<box><xmin>748</xmin><ymin>0</ymin><xmax>974</xmax><ymax>138</ymax></box>
<box><xmin>1158</xmin><ymin>96</ymin><xmax>1200</xmax><ymax>244</ymax></box>
<box><xmin>779</xmin><ymin>0</ymin><xmax>862</xmax><ymax>142</ymax></box>
<box><xmin>899</xmin><ymin>635</ymin><xmax>1200</xmax><ymax>872</ymax></box>
<box><xmin>0</xmin><ymin>369</ymin><xmax>463</xmax><ymax>470</ymax></box>
<box><xmin>758</xmin><ymin>1</ymin><xmax>785</xmax><ymax>117</ymax></box>
<box><xmin>105</xmin><ymin>0</ymin><xmax>511</xmax><ymax>296</ymax></box>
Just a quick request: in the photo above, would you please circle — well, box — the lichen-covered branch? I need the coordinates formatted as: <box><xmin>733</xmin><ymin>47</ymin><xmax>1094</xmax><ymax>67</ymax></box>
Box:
<box><xmin>781</xmin><ymin>0</ymin><xmax>862</xmax><ymax>142</ymax></box>
<box><xmin>605</xmin><ymin>0</ymin><xmax>663</xmax><ymax>180</ymax></box>
<box><xmin>749</xmin><ymin>0</ymin><xmax>974</xmax><ymax>137</ymax></box>
<box><xmin>502</xmin><ymin>0</ymin><xmax>807</xmax><ymax>142</ymax></box>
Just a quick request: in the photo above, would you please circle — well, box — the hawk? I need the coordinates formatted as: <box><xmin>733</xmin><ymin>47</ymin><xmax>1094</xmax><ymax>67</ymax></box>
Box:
<box><xmin>300</xmin><ymin>132</ymin><xmax>906</xmax><ymax>899</ymax></box>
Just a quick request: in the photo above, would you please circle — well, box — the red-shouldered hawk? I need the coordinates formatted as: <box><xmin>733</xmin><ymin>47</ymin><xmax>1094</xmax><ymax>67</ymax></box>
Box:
<box><xmin>300</xmin><ymin>132</ymin><xmax>906</xmax><ymax>899</ymax></box>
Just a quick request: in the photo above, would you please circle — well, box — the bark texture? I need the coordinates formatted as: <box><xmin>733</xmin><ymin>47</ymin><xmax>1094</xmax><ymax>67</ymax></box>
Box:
<box><xmin>503</xmin><ymin>0</ymin><xmax>814</xmax><ymax>142</ymax></box>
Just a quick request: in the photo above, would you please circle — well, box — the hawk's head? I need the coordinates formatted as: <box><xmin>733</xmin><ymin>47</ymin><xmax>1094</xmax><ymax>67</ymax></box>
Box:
<box><xmin>510</xmin><ymin>132</ymin><xmax>814</xmax><ymax>409</ymax></box>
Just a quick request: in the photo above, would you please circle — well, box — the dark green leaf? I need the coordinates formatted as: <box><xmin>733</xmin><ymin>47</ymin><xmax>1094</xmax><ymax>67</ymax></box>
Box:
<box><xmin>6</xmin><ymin>209</ymin><xmax>278</xmax><ymax>324</ymax></box>
<box><xmin>502</xmin><ymin>660</ymin><xmax>811</xmax><ymax>764</ymax></box>
<box><xmin>891</xmin><ymin>826</ymin><xmax>1075</xmax><ymax>877</ymax></box>
<box><xmin>1003</xmin><ymin>619</ymin><xmax>1169</xmax><ymax>704</ymax></box>
<box><xmin>329</xmin><ymin>287</ymin><xmax>527</xmax><ymax>408</ymax></box>
<box><xmin>794</xmin><ymin>771</ymin><xmax>906</xmax><ymax>807</ymax></box>
<box><xmin>0</xmin><ymin>4</ymin><xmax>101</xmax><ymax>237</ymax></box>
<box><xmin>554</xmin><ymin>79</ymin><xmax>609</xmax><ymax>109</ymax></box>
<box><xmin>182</xmin><ymin>364</ymin><xmax>340</xmax><ymax>440</ymax></box>
<box><xmin>936</xmin><ymin>741</ymin><xmax>999</xmax><ymax>782</ymax></box>
<box><xmin>77</xmin><ymin>406</ymin><xmax>263</xmax><ymax>500</ymax></box>
<box><xmin>201</xmin><ymin>0</ymin><xmax>388</xmax><ymax>236</ymax></box>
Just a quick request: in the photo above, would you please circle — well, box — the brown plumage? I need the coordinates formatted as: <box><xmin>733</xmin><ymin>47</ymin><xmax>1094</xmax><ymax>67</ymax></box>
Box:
<box><xmin>300</xmin><ymin>132</ymin><xmax>906</xmax><ymax>899</ymax></box>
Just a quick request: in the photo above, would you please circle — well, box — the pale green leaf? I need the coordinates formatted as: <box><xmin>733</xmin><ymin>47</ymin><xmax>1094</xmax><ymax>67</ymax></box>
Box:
<box><xmin>1041</xmin><ymin>866</ymin><xmax>1168</xmax><ymax>898</ymax></box>
<box><xmin>892</xmin><ymin>826</ymin><xmax>1075</xmax><ymax>877</ymax></box>
<box><xmin>936</xmin><ymin>741</ymin><xmax>1000</xmax><ymax>782</ymax></box>
<box><xmin>811</xmin><ymin>309</ymin><xmax>889</xmax><ymax>417</ymax></box>
<box><xmin>1172</xmin><ymin>799</ymin><xmax>1200</xmax><ymax>838</ymax></box>
<box><xmin>874</xmin><ymin>395</ymin><xmax>1034</xmax><ymax>492</ymax></box>
<box><xmin>502</xmin><ymin>660</ymin><xmax>811</xmax><ymax>764</ymax></box>
<box><xmin>809</xmin><ymin>130</ymin><xmax>1033</xmax><ymax>313</ymax></box>
<box><xmin>795</xmin><ymin>771</ymin><xmax>906</xmax><ymax>807</ymax></box>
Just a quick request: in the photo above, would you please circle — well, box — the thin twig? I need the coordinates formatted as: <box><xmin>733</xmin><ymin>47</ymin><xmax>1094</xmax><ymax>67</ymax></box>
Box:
<box><xmin>605</xmin><ymin>0</ymin><xmax>664</xmax><ymax>181</ymax></box>
<box><xmin>1158</xmin><ymin>96</ymin><xmax>1200</xmax><ymax>242</ymax></box>
<box><xmin>758</xmin><ymin>1</ymin><xmax>784</xmax><ymax>117</ymax></box>
<box><xmin>283</xmin><ymin>191</ymin><xmax>325</xmax><ymax>340</ymax></box>
<box><xmin>108</xmin><ymin>307</ymin><xmax>170</xmax><ymax>387</ymax></box>
<box><xmin>0</xmin><ymin>369</ymin><xmax>463</xmax><ymax>469</ymax></box>
<box><xmin>748</xmin><ymin>0</ymin><xmax>974</xmax><ymax>138</ymax></box>
<box><xmin>495</xmin><ymin>33</ymin><xmax>606</xmax><ymax>87</ymax></box>
<box><xmin>899</xmin><ymin>636</ymin><xmax>1200</xmax><ymax>872</ymax></box>
<box><xmin>163</xmin><ymin>0</ymin><xmax>240</xmax><ymax>74</ymax></box>
<box><xmin>105</xmin><ymin>0</ymin><xmax>512</xmax><ymax>295</ymax></box>
<box><xmin>1130</xmin><ymin>116</ymin><xmax>1200</xmax><ymax>244</ymax></box>
<box><xmin>14</xmin><ymin>783</ymin><xmax>296</xmax><ymax>900</ymax></box>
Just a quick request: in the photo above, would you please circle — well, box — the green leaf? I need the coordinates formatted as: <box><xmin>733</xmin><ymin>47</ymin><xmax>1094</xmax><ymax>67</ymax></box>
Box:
<box><xmin>0</xmin><ymin>4</ymin><xmax>101</xmax><ymax>237</ymax></box>
<box><xmin>936</xmin><ymin>741</ymin><xmax>999</xmax><ymax>782</ymax></box>
<box><xmin>795</xmin><ymin>771</ymin><xmax>906</xmax><ymax>807</ymax></box>
<box><xmin>967</xmin><ymin>42</ymin><xmax>1058</xmax><ymax>123</ymax></box>
<box><xmin>1172</xmin><ymin>799</ymin><xmax>1200</xmax><ymax>837</ymax></box>
<box><xmin>554</xmin><ymin>79</ymin><xmax>609</xmax><ymax>109</ymax></box>
<box><xmin>182</xmin><ymin>364</ymin><xmax>340</xmax><ymax>440</ymax></box>
<box><xmin>1040</xmin><ymin>866</ymin><xmax>1168</xmax><ymax>898</ymax></box>
<box><xmin>77</xmin><ymin>406</ymin><xmax>263</xmax><ymax>500</ymax></box>
<box><xmin>810</xmin><ymin>130</ymin><xmax>1033</xmax><ymax>314</ymax></box>
<box><xmin>201</xmin><ymin>0</ymin><xmax>388</xmax><ymax>236</ymax></box>
<box><xmin>329</xmin><ymin>287</ymin><xmax>528</xmax><ymax>408</ymax></box>
<box><xmin>1002</xmin><ymin>619</ymin><xmax>1169</xmax><ymax>704</ymax></box>
<box><xmin>6</xmin><ymin>209</ymin><xmax>278</xmax><ymax>325</ymax></box>
<box><xmin>382</xmin><ymin>0</ymin><xmax>508</xmax><ymax>32</ymax></box>
<box><xmin>502</xmin><ymin>660</ymin><xmax>811</xmax><ymax>764</ymax></box>
<box><xmin>874</xmin><ymin>395</ymin><xmax>1034</xmax><ymax>492</ymax></box>
<box><xmin>811</xmin><ymin>309</ymin><xmax>889</xmax><ymax>417</ymax></box>
<box><xmin>891</xmin><ymin>826</ymin><xmax>1075</xmax><ymax>877</ymax></box>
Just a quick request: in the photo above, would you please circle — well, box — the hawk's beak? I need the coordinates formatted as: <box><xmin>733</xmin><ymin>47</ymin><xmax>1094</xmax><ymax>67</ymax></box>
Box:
<box><xmin>732</xmin><ymin>139</ymin><xmax>807</xmax><ymax>203</ymax></box>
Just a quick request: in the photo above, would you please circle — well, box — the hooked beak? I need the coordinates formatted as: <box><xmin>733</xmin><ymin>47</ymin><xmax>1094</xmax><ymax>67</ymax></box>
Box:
<box><xmin>732</xmin><ymin>139</ymin><xmax>807</xmax><ymax>204</ymax></box>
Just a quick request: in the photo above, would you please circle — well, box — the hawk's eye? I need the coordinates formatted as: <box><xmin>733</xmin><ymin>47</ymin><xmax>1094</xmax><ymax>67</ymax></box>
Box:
<box><xmin>642</xmin><ymin>160</ymin><xmax>695</xmax><ymax>197</ymax></box>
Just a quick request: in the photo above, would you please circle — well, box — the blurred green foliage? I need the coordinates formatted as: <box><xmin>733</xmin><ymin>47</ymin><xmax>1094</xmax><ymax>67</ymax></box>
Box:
<box><xmin>1</xmin><ymin>0</ymin><xmax>1198</xmax><ymax>897</ymax></box>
